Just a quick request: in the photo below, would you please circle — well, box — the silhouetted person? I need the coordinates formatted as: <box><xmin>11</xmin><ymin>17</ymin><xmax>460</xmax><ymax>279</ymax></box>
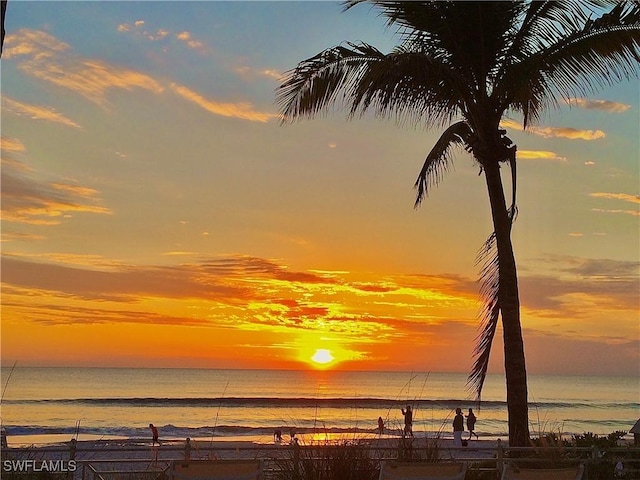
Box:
<box><xmin>378</xmin><ymin>416</ymin><xmax>384</xmax><ymax>435</ymax></box>
<box><xmin>401</xmin><ymin>405</ymin><xmax>413</xmax><ymax>437</ymax></box>
<box><xmin>453</xmin><ymin>408</ymin><xmax>464</xmax><ymax>446</ymax></box>
<box><xmin>466</xmin><ymin>408</ymin><xmax>478</xmax><ymax>440</ymax></box>
<box><xmin>184</xmin><ymin>437</ymin><xmax>191</xmax><ymax>460</ymax></box>
<box><xmin>149</xmin><ymin>423</ymin><xmax>160</xmax><ymax>446</ymax></box>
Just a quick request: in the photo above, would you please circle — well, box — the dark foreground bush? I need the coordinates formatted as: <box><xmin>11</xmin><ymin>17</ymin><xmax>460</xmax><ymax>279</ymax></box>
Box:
<box><xmin>270</xmin><ymin>441</ymin><xmax>378</xmax><ymax>480</ymax></box>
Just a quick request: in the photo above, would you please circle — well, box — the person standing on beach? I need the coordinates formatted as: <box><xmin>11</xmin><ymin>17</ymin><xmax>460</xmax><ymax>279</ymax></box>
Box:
<box><xmin>401</xmin><ymin>405</ymin><xmax>413</xmax><ymax>437</ymax></box>
<box><xmin>453</xmin><ymin>408</ymin><xmax>464</xmax><ymax>446</ymax></box>
<box><xmin>184</xmin><ymin>437</ymin><xmax>191</xmax><ymax>460</ymax></box>
<box><xmin>149</xmin><ymin>423</ymin><xmax>160</xmax><ymax>446</ymax></box>
<box><xmin>466</xmin><ymin>408</ymin><xmax>478</xmax><ymax>440</ymax></box>
<box><xmin>378</xmin><ymin>416</ymin><xmax>384</xmax><ymax>435</ymax></box>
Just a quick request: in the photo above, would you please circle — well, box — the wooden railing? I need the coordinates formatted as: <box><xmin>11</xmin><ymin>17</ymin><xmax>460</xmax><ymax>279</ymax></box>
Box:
<box><xmin>2</xmin><ymin>439</ymin><xmax>639</xmax><ymax>479</ymax></box>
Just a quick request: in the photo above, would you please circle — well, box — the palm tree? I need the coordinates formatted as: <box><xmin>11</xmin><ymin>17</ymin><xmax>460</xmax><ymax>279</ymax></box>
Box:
<box><xmin>277</xmin><ymin>1</ymin><xmax>640</xmax><ymax>446</ymax></box>
<box><xmin>1</xmin><ymin>0</ymin><xmax>7</xmax><ymax>57</ymax></box>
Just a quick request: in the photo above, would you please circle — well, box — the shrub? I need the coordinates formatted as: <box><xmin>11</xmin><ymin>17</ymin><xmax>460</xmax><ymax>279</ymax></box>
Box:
<box><xmin>270</xmin><ymin>440</ymin><xmax>379</xmax><ymax>480</ymax></box>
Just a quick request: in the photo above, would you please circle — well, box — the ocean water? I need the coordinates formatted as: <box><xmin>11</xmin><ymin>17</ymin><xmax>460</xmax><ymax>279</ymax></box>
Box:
<box><xmin>0</xmin><ymin>367</ymin><xmax>638</xmax><ymax>445</ymax></box>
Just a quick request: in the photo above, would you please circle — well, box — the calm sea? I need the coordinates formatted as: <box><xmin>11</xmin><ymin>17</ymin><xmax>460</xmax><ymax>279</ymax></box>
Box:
<box><xmin>1</xmin><ymin>368</ymin><xmax>638</xmax><ymax>446</ymax></box>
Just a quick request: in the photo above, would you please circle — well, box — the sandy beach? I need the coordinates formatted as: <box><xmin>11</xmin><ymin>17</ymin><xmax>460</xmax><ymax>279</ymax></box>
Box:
<box><xmin>2</xmin><ymin>434</ymin><xmax>504</xmax><ymax>463</ymax></box>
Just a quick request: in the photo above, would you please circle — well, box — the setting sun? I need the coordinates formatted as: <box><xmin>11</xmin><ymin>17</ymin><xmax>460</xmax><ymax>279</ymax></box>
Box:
<box><xmin>311</xmin><ymin>348</ymin><xmax>334</xmax><ymax>365</ymax></box>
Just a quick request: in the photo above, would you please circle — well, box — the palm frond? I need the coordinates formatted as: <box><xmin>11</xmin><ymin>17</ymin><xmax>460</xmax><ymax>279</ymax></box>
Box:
<box><xmin>541</xmin><ymin>3</ymin><xmax>640</xmax><ymax>98</ymax></box>
<box><xmin>467</xmin><ymin>233</ymin><xmax>500</xmax><ymax>401</ymax></box>
<box><xmin>276</xmin><ymin>42</ymin><xmax>385</xmax><ymax>123</ymax></box>
<box><xmin>414</xmin><ymin>121</ymin><xmax>471</xmax><ymax>207</ymax></box>
<box><xmin>348</xmin><ymin>46</ymin><xmax>463</xmax><ymax>127</ymax></box>
<box><xmin>348</xmin><ymin>1</ymin><xmax>523</xmax><ymax>95</ymax></box>
<box><xmin>498</xmin><ymin>1</ymin><xmax>640</xmax><ymax>125</ymax></box>
<box><xmin>278</xmin><ymin>39</ymin><xmax>466</xmax><ymax>128</ymax></box>
<box><xmin>344</xmin><ymin>1</ymin><xmax>450</xmax><ymax>37</ymax></box>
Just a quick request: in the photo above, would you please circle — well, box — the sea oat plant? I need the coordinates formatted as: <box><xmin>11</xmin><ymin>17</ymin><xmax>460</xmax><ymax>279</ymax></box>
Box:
<box><xmin>270</xmin><ymin>439</ymin><xmax>378</xmax><ymax>480</ymax></box>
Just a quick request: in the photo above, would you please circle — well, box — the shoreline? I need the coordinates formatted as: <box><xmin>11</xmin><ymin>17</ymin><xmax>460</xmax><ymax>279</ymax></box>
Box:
<box><xmin>4</xmin><ymin>432</ymin><xmax>506</xmax><ymax>449</ymax></box>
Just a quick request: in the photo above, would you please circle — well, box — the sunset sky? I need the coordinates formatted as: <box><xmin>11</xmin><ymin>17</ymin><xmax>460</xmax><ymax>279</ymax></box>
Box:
<box><xmin>1</xmin><ymin>1</ymin><xmax>638</xmax><ymax>377</ymax></box>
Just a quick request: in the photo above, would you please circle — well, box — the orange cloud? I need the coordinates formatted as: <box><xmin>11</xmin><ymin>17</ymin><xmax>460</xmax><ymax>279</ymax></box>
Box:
<box><xmin>169</xmin><ymin>82</ymin><xmax>279</xmax><ymax>122</ymax></box>
<box><xmin>117</xmin><ymin>20</ymin><xmax>169</xmax><ymax>41</ymax></box>
<box><xmin>501</xmin><ymin>119</ymin><xmax>605</xmax><ymax>140</ymax></box>
<box><xmin>1</xmin><ymin>137</ymin><xmax>26</xmax><ymax>153</ymax></box>
<box><xmin>531</xmin><ymin>126</ymin><xmax>605</xmax><ymax>140</ymax></box>
<box><xmin>2</xmin><ymin>252</ymin><xmax>637</xmax><ymax>373</ymax></box>
<box><xmin>590</xmin><ymin>192</ymin><xmax>640</xmax><ymax>204</ymax></box>
<box><xmin>5</xmin><ymin>29</ymin><xmax>276</xmax><ymax>123</ymax></box>
<box><xmin>1</xmin><ymin>155</ymin><xmax>112</xmax><ymax>225</ymax></box>
<box><xmin>591</xmin><ymin>208</ymin><xmax>639</xmax><ymax>216</ymax></box>
<box><xmin>118</xmin><ymin>19</ymin><xmax>201</xmax><ymax>47</ymax></box>
<box><xmin>234</xmin><ymin>65</ymin><xmax>283</xmax><ymax>81</ymax></box>
<box><xmin>518</xmin><ymin>150</ymin><xmax>566</xmax><ymax>161</ymax></box>
<box><xmin>2</xmin><ymin>28</ymin><xmax>70</xmax><ymax>59</ymax></box>
<box><xmin>175</xmin><ymin>31</ymin><xmax>203</xmax><ymax>49</ymax></box>
<box><xmin>4</xmin><ymin>29</ymin><xmax>164</xmax><ymax>105</ymax></box>
<box><xmin>1</xmin><ymin>232</ymin><xmax>45</xmax><ymax>243</ymax></box>
<box><xmin>569</xmin><ymin>97</ymin><xmax>631</xmax><ymax>113</ymax></box>
<box><xmin>589</xmin><ymin>192</ymin><xmax>640</xmax><ymax>216</ymax></box>
<box><xmin>2</xmin><ymin>97</ymin><xmax>81</xmax><ymax>128</ymax></box>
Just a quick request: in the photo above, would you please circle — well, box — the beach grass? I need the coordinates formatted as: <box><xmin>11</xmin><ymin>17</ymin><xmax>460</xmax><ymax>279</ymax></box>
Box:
<box><xmin>270</xmin><ymin>439</ymin><xmax>379</xmax><ymax>480</ymax></box>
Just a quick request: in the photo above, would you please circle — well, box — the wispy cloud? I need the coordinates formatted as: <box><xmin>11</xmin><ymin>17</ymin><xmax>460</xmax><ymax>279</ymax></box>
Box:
<box><xmin>234</xmin><ymin>65</ymin><xmax>283</xmax><ymax>81</ymax></box>
<box><xmin>118</xmin><ymin>19</ymin><xmax>203</xmax><ymax>50</ymax></box>
<box><xmin>4</xmin><ymin>29</ymin><xmax>164</xmax><ymax>105</ymax></box>
<box><xmin>501</xmin><ymin>119</ymin><xmax>606</xmax><ymax>140</ymax></box>
<box><xmin>117</xmin><ymin>20</ymin><xmax>170</xmax><ymax>41</ymax></box>
<box><xmin>1</xmin><ymin>137</ymin><xmax>26</xmax><ymax>153</ymax></box>
<box><xmin>590</xmin><ymin>192</ymin><xmax>640</xmax><ymax>204</ymax></box>
<box><xmin>591</xmin><ymin>208</ymin><xmax>639</xmax><ymax>216</ymax></box>
<box><xmin>0</xmin><ymin>253</ymin><xmax>475</xmax><ymax>331</ymax></box>
<box><xmin>2</xmin><ymin>97</ymin><xmax>82</xmax><ymax>128</ymax></box>
<box><xmin>519</xmin><ymin>255</ymin><xmax>640</xmax><ymax>315</ymax></box>
<box><xmin>1</xmin><ymin>232</ymin><xmax>45</xmax><ymax>243</ymax></box>
<box><xmin>169</xmin><ymin>82</ymin><xmax>279</xmax><ymax>122</ymax></box>
<box><xmin>175</xmin><ymin>31</ymin><xmax>203</xmax><ymax>50</ymax></box>
<box><xmin>1</xmin><ymin>153</ymin><xmax>112</xmax><ymax>225</ymax></box>
<box><xmin>568</xmin><ymin>97</ymin><xmax>631</xmax><ymax>113</ymax></box>
<box><xmin>589</xmin><ymin>192</ymin><xmax>640</xmax><ymax>216</ymax></box>
<box><xmin>532</xmin><ymin>126</ymin><xmax>605</xmax><ymax>140</ymax></box>
<box><xmin>4</xmin><ymin>29</ymin><xmax>277</xmax><ymax>123</ymax></box>
<box><xmin>518</xmin><ymin>150</ymin><xmax>566</xmax><ymax>162</ymax></box>
<box><xmin>0</xmin><ymin>296</ymin><xmax>210</xmax><ymax>327</ymax></box>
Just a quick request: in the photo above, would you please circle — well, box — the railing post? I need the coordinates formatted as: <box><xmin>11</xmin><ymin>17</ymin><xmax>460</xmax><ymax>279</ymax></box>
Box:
<box><xmin>591</xmin><ymin>444</ymin><xmax>600</xmax><ymax>478</ymax></box>
<box><xmin>70</xmin><ymin>438</ymin><xmax>77</xmax><ymax>460</ymax></box>
<box><xmin>496</xmin><ymin>439</ymin><xmax>504</xmax><ymax>476</ymax></box>
<box><xmin>292</xmin><ymin>439</ymin><xmax>300</xmax><ymax>476</ymax></box>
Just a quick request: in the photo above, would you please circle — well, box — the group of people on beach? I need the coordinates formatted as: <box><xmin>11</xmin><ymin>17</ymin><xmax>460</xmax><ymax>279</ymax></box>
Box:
<box><xmin>148</xmin><ymin>406</ymin><xmax>478</xmax><ymax>446</ymax></box>
<box><xmin>453</xmin><ymin>407</ymin><xmax>478</xmax><ymax>446</ymax></box>
<box><xmin>375</xmin><ymin>405</ymin><xmax>478</xmax><ymax>445</ymax></box>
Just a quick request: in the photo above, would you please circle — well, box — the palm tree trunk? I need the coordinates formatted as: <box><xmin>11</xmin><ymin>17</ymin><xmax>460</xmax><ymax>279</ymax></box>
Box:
<box><xmin>483</xmin><ymin>160</ymin><xmax>530</xmax><ymax>447</ymax></box>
